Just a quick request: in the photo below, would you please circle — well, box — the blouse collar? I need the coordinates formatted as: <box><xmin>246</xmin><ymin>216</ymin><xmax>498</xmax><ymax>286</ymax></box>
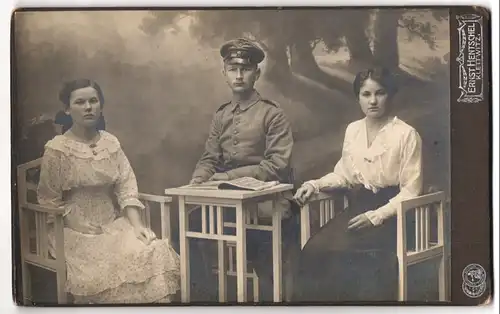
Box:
<box><xmin>361</xmin><ymin>116</ymin><xmax>398</xmax><ymax>148</ymax></box>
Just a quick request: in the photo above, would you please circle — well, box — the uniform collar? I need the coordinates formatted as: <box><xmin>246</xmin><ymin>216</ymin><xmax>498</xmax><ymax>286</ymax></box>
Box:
<box><xmin>230</xmin><ymin>90</ymin><xmax>261</xmax><ymax>112</ymax></box>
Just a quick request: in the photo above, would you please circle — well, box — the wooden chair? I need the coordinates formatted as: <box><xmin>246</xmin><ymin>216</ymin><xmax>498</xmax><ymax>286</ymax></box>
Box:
<box><xmin>16</xmin><ymin>158</ymin><xmax>174</xmax><ymax>305</ymax></box>
<box><xmin>299</xmin><ymin>189</ymin><xmax>450</xmax><ymax>302</ymax></box>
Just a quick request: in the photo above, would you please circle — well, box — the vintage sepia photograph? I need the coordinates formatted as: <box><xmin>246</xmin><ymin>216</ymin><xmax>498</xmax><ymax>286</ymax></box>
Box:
<box><xmin>12</xmin><ymin>7</ymin><xmax>455</xmax><ymax>305</ymax></box>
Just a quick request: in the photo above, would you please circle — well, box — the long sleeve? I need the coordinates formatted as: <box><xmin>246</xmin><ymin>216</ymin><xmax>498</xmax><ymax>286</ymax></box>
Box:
<box><xmin>191</xmin><ymin>112</ymin><xmax>223</xmax><ymax>182</ymax></box>
<box><xmin>225</xmin><ymin>110</ymin><xmax>293</xmax><ymax>182</ymax></box>
<box><xmin>305</xmin><ymin>125</ymin><xmax>355</xmax><ymax>192</ymax></box>
<box><xmin>114</xmin><ymin>148</ymin><xmax>145</xmax><ymax>211</ymax></box>
<box><xmin>37</xmin><ymin>148</ymin><xmax>71</xmax><ymax>222</ymax></box>
<box><xmin>365</xmin><ymin>129</ymin><xmax>423</xmax><ymax>226</ymax></box>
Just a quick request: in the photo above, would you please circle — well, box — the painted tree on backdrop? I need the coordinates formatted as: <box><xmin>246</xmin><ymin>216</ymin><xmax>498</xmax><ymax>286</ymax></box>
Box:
<box><xmin>139</xmin><ymin>8</ymin><xmax>448</xmax><ymax>90</ymax></box>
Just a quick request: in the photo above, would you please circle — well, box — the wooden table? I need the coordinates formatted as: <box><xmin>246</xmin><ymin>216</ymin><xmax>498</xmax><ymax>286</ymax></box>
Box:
<box><xmin>165</xmin><ymin>184</ymin><xmax>294</xmax><ymax>303</ymax></box>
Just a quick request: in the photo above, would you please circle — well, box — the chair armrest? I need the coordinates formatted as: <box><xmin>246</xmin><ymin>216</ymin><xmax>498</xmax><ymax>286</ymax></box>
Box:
<box><xmin>399</xmin><ymin>191</ymin><xmax>445</xmax><ymax>213</ymax></box>
<box><xmin>138</xmin><ymin>193</ymin><xmax>173</xmax><ymax>241</ymax></box>
<box><xmin>17</xmin><ymin>158</ymin><xmax>43</xmax><ymax>172</ymax></box>
<box><xmin>139</xmin><ymin>193</ymin><xmax>173</xmax><ymax>203</ymax></box>
<box><xmin>306</xmin><ymin>191</ymin><xmax>343</xmax><ymax>203</ymax></box>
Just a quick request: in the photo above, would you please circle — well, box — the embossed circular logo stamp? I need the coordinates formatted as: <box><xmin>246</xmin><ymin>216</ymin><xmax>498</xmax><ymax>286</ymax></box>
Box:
<box><xmin>462</xmin><ymin>263</ymin><xmax>487</xmax><ymax>298</ymax></box>
<box><xmin>462</xmin><ymin>263</ymin><xmax>486</xmax><ymax>287</ymax></box>
<box><xmin>462</xmin><ymin>281</ymin><xmax>486</xmax><ymax>298</ymax></box>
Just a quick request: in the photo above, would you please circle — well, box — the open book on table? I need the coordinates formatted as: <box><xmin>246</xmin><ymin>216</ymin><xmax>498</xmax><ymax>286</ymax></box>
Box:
<box><xmin>183</xmin><ymin>177</ymin><xmax>280</xmax><ymax>191</ymax></box>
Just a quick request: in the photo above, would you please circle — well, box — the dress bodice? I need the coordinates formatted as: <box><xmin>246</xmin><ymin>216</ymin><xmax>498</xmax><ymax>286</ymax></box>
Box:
<box><xmin>37</xmin><ymin>131</ymin><xmax>145</xmax><ymax>226</ymax></box>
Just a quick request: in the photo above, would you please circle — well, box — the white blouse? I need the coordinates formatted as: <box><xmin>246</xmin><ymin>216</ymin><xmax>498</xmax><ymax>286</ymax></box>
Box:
<box><xmin>305</xmin><ymin>116</ymin><xmax>423</xmax><ymax>226</ymax></box>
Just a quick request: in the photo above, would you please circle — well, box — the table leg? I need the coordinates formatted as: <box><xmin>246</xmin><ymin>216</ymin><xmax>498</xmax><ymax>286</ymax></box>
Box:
<box><xmin>235</xmin><ymin>202</ymin><xmax>247</xmax><ymax>302</ymax></box>
<box><xmin>272</xmin><ymin>202</ymin><xmax>283</xmax><ymax>302</ymax></box>
<box><xmin>179</xmin><ymin>196</ymin><xmax>190</xmax><ymax>303</ymax></box>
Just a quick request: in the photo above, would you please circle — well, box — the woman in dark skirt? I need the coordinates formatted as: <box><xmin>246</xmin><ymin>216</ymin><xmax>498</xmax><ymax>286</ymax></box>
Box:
<box><xmin>292</xmin><ymin>67</ymin><xmax>423</xmax><ymax>302</ymax></box>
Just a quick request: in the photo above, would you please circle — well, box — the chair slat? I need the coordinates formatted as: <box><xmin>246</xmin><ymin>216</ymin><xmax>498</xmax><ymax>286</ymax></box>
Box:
<box><xmin>415</xmin><ymin>208</ymin><xmax>421</xmax><ymax>251</ymax></box>
<box><xmin>424</xmin><ymin>206</ymin><xmax>430</xmax><ymax>250</ymax></box>
<box><xmin>201</xmin><ymin>205</ymin><xmax>207</xmax><ymax>234</ymax></box>
<box><xmin>325</xmin><ymin>201</ymin><xmax>330</xmax><ymax>222</ymax></box>
<box><xmin>421</xmin><ymin>207</ymin><xmax>425</xmax><ymax>251</ymax></box>
<box><xmin>209</xmin><ymin>206</ymin><xmax>215</xmax><ymax>234</ymax></box>
<box><xmin>217</xmin><ymin>206</ymin><xmax>223</xmax><ymax>235</ymax></box>
<box><xmin>228</xmin><ymin>244</ymin><xmax>235</xmax><ymax>273</ymax></box>
<box><xmin>34</xmin><ymin>212</ymin><xmax>41</xmax><ymax>256</ymax></box>
<box><xmin>329</xmin><ymin>200</ymin><xmax>335</xmax><ymax>219</ymax></box>
<box><xmin>142</xmin><ymin>200</ymin><xmax>152</xmax><ymax>228</ymax></box>
<box><xmin>159</xmin><ymin>201</ymin><xmax>170</xmax><ymax>240</ymax></box>
<box><xmin>39</xmin><ymin>212</ymin><xmax>49</xmax><ymax>259</ymax></box>
<box><xmin>319</xmin><ymin>201</ymin><xmax>325</xmax><ymax>227</ymax></box>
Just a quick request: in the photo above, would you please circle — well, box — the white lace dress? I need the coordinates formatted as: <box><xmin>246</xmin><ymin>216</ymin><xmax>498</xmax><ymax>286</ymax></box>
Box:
<box><xmin>37</xmin><ymin>131</ymin><xmax>180</xmax><ymax>304</ymax></box>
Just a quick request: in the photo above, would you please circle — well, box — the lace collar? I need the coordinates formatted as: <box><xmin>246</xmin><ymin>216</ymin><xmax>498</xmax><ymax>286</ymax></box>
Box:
<box><xmin>45</xmin><ymin>131</ymin><xmax>121</xmax><ymax>160</ymax></box>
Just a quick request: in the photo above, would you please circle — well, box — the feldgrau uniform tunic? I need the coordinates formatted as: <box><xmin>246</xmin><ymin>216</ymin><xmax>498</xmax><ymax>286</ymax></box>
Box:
<box><xmin>191</xmin><ymin>90</ymin><xmax>295</xmax><ymax>218</ymax></box>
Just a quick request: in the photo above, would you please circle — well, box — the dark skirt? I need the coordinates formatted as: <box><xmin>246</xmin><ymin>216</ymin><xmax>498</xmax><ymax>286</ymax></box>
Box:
<box><xmin>292</xmin><ymin>186</ymin><xmax>403</xmax><ymax>303</ymax></box>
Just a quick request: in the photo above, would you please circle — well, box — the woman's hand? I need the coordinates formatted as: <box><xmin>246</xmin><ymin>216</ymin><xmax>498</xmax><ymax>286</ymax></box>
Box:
<box><xmin>124</xmin><ymin>206</ymin><xmax>156</xmax><ymax>244</ymax></box>
<box><xmin>347</xmin><ymin>213</ymin><xmax>374</xmax><ymax>231</ymax></box>
<box><xmin>293</xmin><ymin>183</ymin><xmax>316</xmax><ymax>207</ymax></box>
<box><xmin>134</xmin><ymin>226</ymin><xmax>157</xmax><ymax>245</ymax></box>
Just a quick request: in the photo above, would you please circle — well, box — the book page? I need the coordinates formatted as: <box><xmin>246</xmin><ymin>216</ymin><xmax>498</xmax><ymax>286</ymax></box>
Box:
<box><xmin>218</xmin><ymin>177</ymin><xmax>279</xmax><ymax>191</ymax></box>
<box><xmin>182</xmin><ymin>181</ymin><xmax>223</xmax><ymax>190</ymax></box>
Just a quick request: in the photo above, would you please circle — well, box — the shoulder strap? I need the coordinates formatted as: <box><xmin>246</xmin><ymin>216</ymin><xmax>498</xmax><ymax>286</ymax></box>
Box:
<box><xmin>260</xmin><ymin>98</ymin><xmax>280</xmax><ymax>108</ymax></box>
<box><xmin>216</xmin><ymin>101</ymin><xmax>232</xmax><ymax>112</ymax></box>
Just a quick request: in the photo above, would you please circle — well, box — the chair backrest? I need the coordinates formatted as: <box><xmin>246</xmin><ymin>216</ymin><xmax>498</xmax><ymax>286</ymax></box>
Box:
<box><xmin>17</xmin><ymin>158</ymin><xmax>43</xmax><ymax>206</ymax></box>
<box><xmin>17</xmin><ymin>157</ymin><xmax>62</xmax><ymax>271</ymax></box>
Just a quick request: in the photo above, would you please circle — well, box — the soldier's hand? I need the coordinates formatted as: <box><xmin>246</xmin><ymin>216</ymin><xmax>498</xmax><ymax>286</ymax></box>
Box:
<box><xmin>189</xmin><ymin>177</ymin><xmax>205</xmax><ymax>185</ymax></box>
<box><xmin>209</xmin><ymin>173</ymin><xmax>230</xmax><ymax>181</ymax></box>
<box><xmin>293</xmin><ymin>183</ymin><xmax>315</xmax><ymax>207</ymax></box>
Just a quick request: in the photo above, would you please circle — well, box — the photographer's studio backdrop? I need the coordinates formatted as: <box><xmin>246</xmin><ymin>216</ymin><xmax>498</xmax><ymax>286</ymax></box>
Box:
<box><xmin>13</xmin><ymin>8</ymin><xmax>451</xmax><ymax>302</ymax></box>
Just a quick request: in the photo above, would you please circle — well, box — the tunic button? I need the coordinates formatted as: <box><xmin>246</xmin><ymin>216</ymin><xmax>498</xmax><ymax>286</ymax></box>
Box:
<box><xmin>92</xmin><ymin>151</ymin><xmax>98</xmax><ymax>156</ymax></box>
<box><xmin>233</xmin><ymin>129</ymin><xmax>238</xmax><ymax>134</ymax></box>
<box><xmin>233</xmin><ymin>140</ymin><xmax>238</xmax><ymax>145</ymax></box>
<box><xmin>232</xmin><ymin>151</ymin><xmax>236</xmax><ymax>155</ymax></box>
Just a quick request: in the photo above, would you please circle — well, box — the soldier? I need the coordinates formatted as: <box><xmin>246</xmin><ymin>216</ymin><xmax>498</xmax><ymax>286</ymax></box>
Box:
<box><xmin>190</xmin><ymin>38</ymin><xmax>299</xmax><ymax>302</ymax></box>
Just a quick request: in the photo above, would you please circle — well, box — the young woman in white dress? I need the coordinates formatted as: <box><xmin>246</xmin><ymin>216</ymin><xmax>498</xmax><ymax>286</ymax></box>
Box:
<box><xmin>37</xmin><ymin>79</ymin><xmax>180</xmax><ymax>304</ymax></box>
